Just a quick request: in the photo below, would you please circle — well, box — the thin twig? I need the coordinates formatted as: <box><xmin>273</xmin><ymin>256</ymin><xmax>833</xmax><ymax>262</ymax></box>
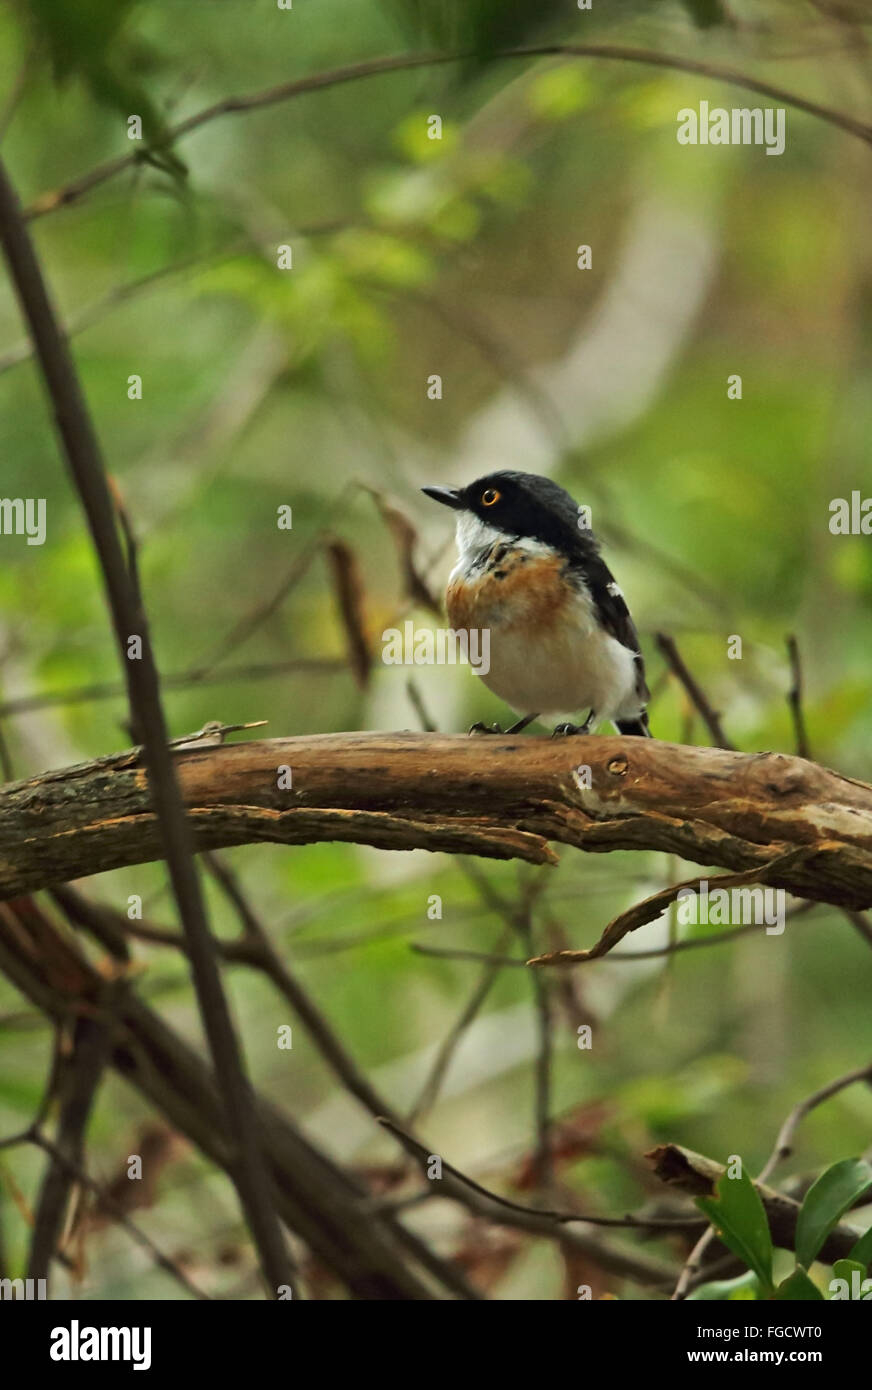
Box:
<box><xmin>513</xmin><ymin>873</ymin><xmax>554</xmax><ymax>1187</ymax></box>
<box><xmin>418</xmin><ymin>903</ymin><xmax>820</xmax><ymax>967</ymax></box>
<box><xmin>0</xmin><ymin>155</ymin><xmax>294</xmax><ymax>1297</ymax></box>
<box><xmin>0</xmin><ymin>226</ymin><xmax>341</xmax><ymax>378</ymax></box>
<box><xmin>193</xmin><ymin>481</ymin><xmax>362</xmax><ymax>676</ymax></box>
<box><xmin>376</xmin><ymin>1117</ymin><xmax>681</xmax><ymax>1287</ymax></box>
<box><xmin>671</xmin><ymin>1222</ymin><xmax>719</xmax><ymax>1300</ymax></box>
<box><xmin>403</xmin><ymin>693</ymin><xmax>554</xmax><ymax>1152</ymax></box>
<box><xmin>0</xmin><ymin>902</ymin><xmax>473</xmax><ymax>1300</ymax></box>
<box><xmin>24</xmin><ymin>44</ymin><xmax>872</xmax><ymax>224</ymax></box>
<box><xmin>380</xmin><ymin>1116</ymin><xmax>699</xmax><ymax>1230</ymax></box>
<box><xmin>528</xmin><ymin>852</ymin><xmax>811</xmax><ymax>967</ymax></box>
<box><xmin>405</xmin><ymin>678</ymin><xmax>436</xmax><ymax>734</ymax></box>
<box><xmin>0</xmin><ymin>1013</ymin><xmax>69</xmax><ymax>1154</ymax></box>
<box><xmin>842</xmin><ymin>909</ymin><xmax>872</xmax><ymax>949</ymax></box>
<box><xmin>201</xmin><ymin>853</ymin><xmax>408</xmax><ymax>1130</ymax></box>
<box><xmin>786</xmin><ymin>634</ymin><xmax>811</xmax><ymax>760</ymax></box>
<box><xmin>406</xmin><ymin>926</ymin><xmax>514</xmax><ymax>1125</ymax></box>
<box><xmin>0</xmin><ymin>240</ymin><xmax>243</xmax><ymax>378</ymax></box>
<box><xmin>412</xmin><ymin>944</ymin><xmax>526</xmax><ymax>968</ymax></box>
<box><xmin>655</xmin><ymin>632</ymin><xmax>735</xmax><ymax>749</ymax></box>
<box><xmin>402</xmin><ymin>696</ymin><xmax>520</xmax><ymax>1125</ymax></box>
<box><xmin>0</xmin><ymin>657</ymin><xmax>343</xmax><ymax>720</ymax></box>
<box><xmin>758</xmin><ymin>1061</ymin><xmax>872</xmax><ymax>1183</ymax></box>
<box><xmin>0</xmin><ymin>45</ymin><xmax>36</xmax><ymax>144</ymax></box>
<box><xmin>27</xmin><ymin>1132</ymin><xmax>210</xmax><ymax>1300</ymax></box>
<box><xmin>0</xmin><ymin>720</ymin><xmax>15</xmax><ymax>782</ymax></box>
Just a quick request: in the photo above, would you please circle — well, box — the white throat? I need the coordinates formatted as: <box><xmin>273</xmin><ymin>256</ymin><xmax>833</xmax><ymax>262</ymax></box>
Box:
<box><xmin>453</xmin><ymin>512</ymin><xmax>503</xmax><ymax>570</ymax></box>
<box><xmin>450</xmin><ymin>510</ymin><xmax>551</xmax><ymax>580</ymax></box>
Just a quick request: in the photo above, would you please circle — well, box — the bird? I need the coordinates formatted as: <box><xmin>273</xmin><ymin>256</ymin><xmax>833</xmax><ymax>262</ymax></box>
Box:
<box><xmin>421</xmin><ymin>470</ymin><xmax>651</xmax><ymax>738</ymax></box>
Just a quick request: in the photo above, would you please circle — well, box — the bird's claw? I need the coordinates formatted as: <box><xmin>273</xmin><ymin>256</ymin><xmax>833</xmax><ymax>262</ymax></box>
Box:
<box><xmin>552</xmin><ymin>714</ymin><xmax>594</xmax><ymax>738</ymax></box>
<box><xmin>468</xmin><ymin>721</ymin><xmax>503</xmax><ymax>736</ymax></box>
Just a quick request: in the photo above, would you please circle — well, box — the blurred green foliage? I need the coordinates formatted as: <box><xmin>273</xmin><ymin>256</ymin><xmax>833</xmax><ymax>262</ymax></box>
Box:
<box><xmin>15</xmin><ymin>0</ymin><xmax>182</xmax><ymax>167</ymax></box>
<box><xmin>0</xmin><ymin>0</ymin><xmax>870</xmax><ymax>1299</ymax></box>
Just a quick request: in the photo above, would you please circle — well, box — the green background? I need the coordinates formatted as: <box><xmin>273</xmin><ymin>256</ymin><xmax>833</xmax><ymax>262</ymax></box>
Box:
<box><xmin>0</xmin><ymin>0</ymin><xmax>870</xmax><ymax>1298</ymax></box>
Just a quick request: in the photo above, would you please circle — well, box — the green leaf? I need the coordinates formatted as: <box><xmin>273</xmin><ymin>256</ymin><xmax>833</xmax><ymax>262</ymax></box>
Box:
<box><xmin>774</xmin><ymin>1268</ymin><xmax>824</xmax><ymax>1301</ymax></box>
<box><xmin>848</xmin><ymin>1224</ymin><xmax>872</xmax><ymax>1268</ymax></box>
<box><xmin>697</xmin><ymin>1166</ymin><xmax>774</xmax><ymax>1294</ymax></box>
<box><xmin>381</xmin><ymin>0</ymin><xmax>567</xmax><ymax>60</ymax></box>
<box><xmin>383</xmin><ymin>0</ymin><xmax>729</xmax><ymax>61</ymax></box>
<box><xmin>18</xmin><ymin>0</ymin><xmax>182</xmax><ymax>169</ymax></box>
<box><xmin>687</xmin><ymin>1271</ymin><xmax>761</xmax><ymax>1301</ymax></box>
<box><xmin>681</xmin><ymin>0</ymin><xmax>729</xmax><ymax>27</ymax></box>
<box><xmin>21</xmin><ymin>0</ymin><xmax>141</xmax><ymax>79</ymax></box>
<box><xmin>795</xmin><ymin>1159</ymin><xmax>872</xmax><ymax>1269</ymax></box>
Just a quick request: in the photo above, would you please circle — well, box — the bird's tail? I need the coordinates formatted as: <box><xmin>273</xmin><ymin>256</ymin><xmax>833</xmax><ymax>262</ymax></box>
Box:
<box><xmin>615</xmin><ymin>712</ymin><xmax>651</xmax><ymax>738</ymax></box>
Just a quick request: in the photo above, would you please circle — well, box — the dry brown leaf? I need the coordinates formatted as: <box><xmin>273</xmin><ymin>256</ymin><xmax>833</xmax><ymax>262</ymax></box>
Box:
<box><xmin>366</xmin><ymin>487</ymin><xmax>442</xmax><ymax>616</ymax></box>
<box><xmin>452</xmin><ymin>1221</ymin><xmax>526</xmax><ymax>1293</ymax></box>
<box><xmin>324</xmin><ymin>536</ymin><xmax>372</xmax><ymax>688</ymax></box>
<box><xmin>513</xmin><ymin>1100</ymin><xmax>614</xmax><ymax>1190</ymax></box>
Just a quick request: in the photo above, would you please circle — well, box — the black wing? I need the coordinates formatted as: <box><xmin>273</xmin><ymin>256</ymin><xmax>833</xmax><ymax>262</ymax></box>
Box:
<box><xmin>570</xmin><ymin>547</ymin><xmax>650</xmax><ymax>706</ymax></box>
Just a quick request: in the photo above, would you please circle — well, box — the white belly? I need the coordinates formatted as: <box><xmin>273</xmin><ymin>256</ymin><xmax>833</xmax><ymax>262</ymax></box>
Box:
<box><xmin>478</xmin><ymin>592</ymin><xmax>641</xmax><ymax>724</ymax></box>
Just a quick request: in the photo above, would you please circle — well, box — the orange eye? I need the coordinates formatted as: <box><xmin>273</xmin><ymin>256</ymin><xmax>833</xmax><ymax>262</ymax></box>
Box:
<box><xmin>482</xmin><ymin>488</ymin><xmax>500</xmax><ymax>507</ymax></box>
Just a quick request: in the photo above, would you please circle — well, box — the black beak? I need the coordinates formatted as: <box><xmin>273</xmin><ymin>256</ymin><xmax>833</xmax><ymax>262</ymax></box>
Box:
<box><xmin>421</xmin><ymin>485</ymin><xmax>463</xmax><ymax>511</ymax></box>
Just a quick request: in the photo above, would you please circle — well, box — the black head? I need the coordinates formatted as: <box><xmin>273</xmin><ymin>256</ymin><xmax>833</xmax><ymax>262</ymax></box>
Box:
<box><xmin>422</xmin><ymin>470</ymin><xmax>592</xmax><ymax>556</ymax></box>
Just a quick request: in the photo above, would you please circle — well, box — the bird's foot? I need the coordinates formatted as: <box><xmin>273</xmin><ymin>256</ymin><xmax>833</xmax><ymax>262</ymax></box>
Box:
<box><xmin>468</xmin><ymin>721</ymin><xmax>503</xmax><ymax>736</ymax></box>
<box><xmin>551</xmin><ymin>712</ymin><xmax>595</xmax><ymax>738</ymax></box>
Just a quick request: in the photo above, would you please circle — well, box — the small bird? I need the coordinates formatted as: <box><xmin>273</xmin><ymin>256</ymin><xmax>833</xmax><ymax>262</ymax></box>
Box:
<box><xmin>422</xmin><ymin>470</ymin><xmax>651</xmax><ymax>737</ymax></box>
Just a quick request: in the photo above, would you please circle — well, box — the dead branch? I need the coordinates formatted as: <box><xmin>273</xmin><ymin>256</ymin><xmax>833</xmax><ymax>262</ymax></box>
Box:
<box><xmin>647</xmin><ymin>1143</ymin><xmax>865</xmax><ymax>1266</ymax></box>
<box><xmin>1</xmin><ymin>733</ymin><xmax>871</xmax><ymax>912</ymax></box>
<box><xmin>0</xmin><ymin>899</ymin><xmax>473</xmax><ymax>1300</ymax></box>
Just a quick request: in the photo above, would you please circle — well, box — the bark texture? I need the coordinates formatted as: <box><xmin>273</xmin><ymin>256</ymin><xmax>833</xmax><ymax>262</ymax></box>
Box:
<box><xmin>3</xmin><ymin>733</ymin><xmax>871</xmax><ymax>906</ymax></box>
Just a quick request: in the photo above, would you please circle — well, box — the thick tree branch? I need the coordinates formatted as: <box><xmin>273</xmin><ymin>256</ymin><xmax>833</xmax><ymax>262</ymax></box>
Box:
<box><xmin>26</xmin><ymin>1005</ymin><xmax>115</xmax><ymax>1286</ymax></box>
<box><xmin>0</xmin><ymin>899</ymin><xmax>472</xmax><ymax>1300</ymax></box>
<box><xmin>3</xmin><ymin>733</ymin><xmax>871</xmax><ymax>910</ymax></box>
